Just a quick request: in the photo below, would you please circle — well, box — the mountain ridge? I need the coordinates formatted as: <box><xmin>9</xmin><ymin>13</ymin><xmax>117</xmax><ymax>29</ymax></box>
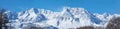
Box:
<box><xmin>3</xmin><ymin>7</ymin><xmax>120</xmax><ymax>29</ymax></box>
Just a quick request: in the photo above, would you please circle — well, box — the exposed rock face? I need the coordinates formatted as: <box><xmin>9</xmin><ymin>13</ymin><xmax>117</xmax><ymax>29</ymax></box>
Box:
<box><xmin>0</xmin><ymin>8</ymin><xmax>120</xmax><ymax>29</ymax></box>
<box><xmin>68</xmin><ymin>16</ymin><xmax>120</xmax><ymax>29</ymax></box>
<box><xmin>94</xmin><ymin>26</ymin><xmax>105</xmax><ymax>29</ymax></box>
<box><xmin>106</xmin><ymin>17</ymin><xmax>120</xmax><ymax>29</ymax></box>
<box><xmin>23</xmin><ymin>26</ymin><xmax>44</xmax><ymax>29</ymax></box>
<box><xmin>22</xmin><ymin>26</ymin><xmax>58</xmax><ymax>29</ymax></box>
<box><xmin>77</xmin><ymin>26</ymin><xmax>94</xmax><ymax>29</ymax></box>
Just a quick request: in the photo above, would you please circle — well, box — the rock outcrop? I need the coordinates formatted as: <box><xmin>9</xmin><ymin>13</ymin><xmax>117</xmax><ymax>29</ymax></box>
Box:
<box><xmin>77</xmin><ymin>26</ymin><xmax>94</xmax><ymax>29</ymax></box>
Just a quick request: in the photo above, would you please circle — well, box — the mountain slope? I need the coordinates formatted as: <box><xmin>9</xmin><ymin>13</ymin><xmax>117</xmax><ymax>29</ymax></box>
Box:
<box><xmin>4</xmin><ymin>7</ymin><xmax>120</xmax><ymax>29</ymax></box>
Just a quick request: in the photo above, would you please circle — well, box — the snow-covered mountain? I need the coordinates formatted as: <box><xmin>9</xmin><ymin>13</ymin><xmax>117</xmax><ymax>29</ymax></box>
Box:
<box><xmin>4</xmin><ymin>7</ymin><xmax>120</xmax><ymax>29</ymax></box>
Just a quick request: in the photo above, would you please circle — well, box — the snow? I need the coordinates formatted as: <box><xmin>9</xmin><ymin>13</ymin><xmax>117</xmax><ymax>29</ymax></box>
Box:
<box><xmin>4</xmin><ymin>7</ymin><xmax>120</xmax><ymax>29</ymax></box>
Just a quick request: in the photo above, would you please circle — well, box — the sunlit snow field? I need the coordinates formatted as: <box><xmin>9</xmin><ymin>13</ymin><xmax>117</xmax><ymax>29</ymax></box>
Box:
<box><xmin>0</xmin><ymin>0</ymin><xmax>120</xmax><ymax>29</ymax></box>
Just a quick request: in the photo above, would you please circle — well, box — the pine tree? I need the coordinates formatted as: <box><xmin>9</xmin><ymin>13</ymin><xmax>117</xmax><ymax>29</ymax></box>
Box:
<box><xmin>0</xmin><ymin>8</ymin><xmax>9</xmax><ymax>29</ymax></box>
<box><xmin>106</xmin><ymin>17</ymin><xmax>120</xmax><ymax>29</ymax></box>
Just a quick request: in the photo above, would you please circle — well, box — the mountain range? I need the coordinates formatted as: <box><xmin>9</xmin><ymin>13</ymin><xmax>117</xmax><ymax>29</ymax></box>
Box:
<box><xmin>3</xmin><ymin>7</ymin><xmax>120</xmax><ymax>29</ymax></box>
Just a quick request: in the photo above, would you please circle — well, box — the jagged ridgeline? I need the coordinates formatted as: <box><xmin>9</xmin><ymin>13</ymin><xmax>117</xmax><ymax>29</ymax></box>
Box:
<box><xmin>0</xmin><ymin>8</ymin><xmax>9</xmax><ymax>29</ymax></box>
<box><xmin>0</xmin><ymin>7</ymin><xmax>120</xmax><ymax>29</ymax></box>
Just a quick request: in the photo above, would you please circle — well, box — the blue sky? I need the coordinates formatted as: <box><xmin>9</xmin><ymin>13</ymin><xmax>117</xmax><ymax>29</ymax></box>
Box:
<box><xmin>0</xmin><ymin>0</ymin><xmax>120</xmax><ymax>14</ymax></box>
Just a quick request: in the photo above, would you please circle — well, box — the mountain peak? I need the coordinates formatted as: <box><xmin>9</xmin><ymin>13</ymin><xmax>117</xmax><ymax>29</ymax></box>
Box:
<box><xmin>4</xmin><ymin>7</ymin><xmax>120</xmax><ymax>29</ymax></box>
<box><xmin>29</xmin><ymin>8</ymin><xmax>39</xmax><ymax>14</ymax></box>
<box><xmin>62</xmin><ymin>7</ymin><xmax>86</xmax><ymax>13</ymax></box>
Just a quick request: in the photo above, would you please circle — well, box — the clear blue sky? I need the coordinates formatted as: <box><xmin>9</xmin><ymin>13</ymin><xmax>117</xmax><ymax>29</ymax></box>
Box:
<box><xmin>0</xmin><ymin>0</ymin><xmax>120</xmax><ymax>14</ymax></box>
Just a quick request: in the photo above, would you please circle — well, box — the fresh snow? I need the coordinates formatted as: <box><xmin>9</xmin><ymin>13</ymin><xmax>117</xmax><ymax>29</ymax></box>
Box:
<box><xmin>4</xmin><ymin>7</ymin><xmax>120</xmax><ymax>29</ymax></box>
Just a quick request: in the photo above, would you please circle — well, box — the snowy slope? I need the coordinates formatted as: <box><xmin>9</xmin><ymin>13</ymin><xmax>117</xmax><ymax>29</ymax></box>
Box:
<box><xmin>5</xmin><ymin>7</ymin><xmax>120</xmax><ymax>29</ymax></box>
